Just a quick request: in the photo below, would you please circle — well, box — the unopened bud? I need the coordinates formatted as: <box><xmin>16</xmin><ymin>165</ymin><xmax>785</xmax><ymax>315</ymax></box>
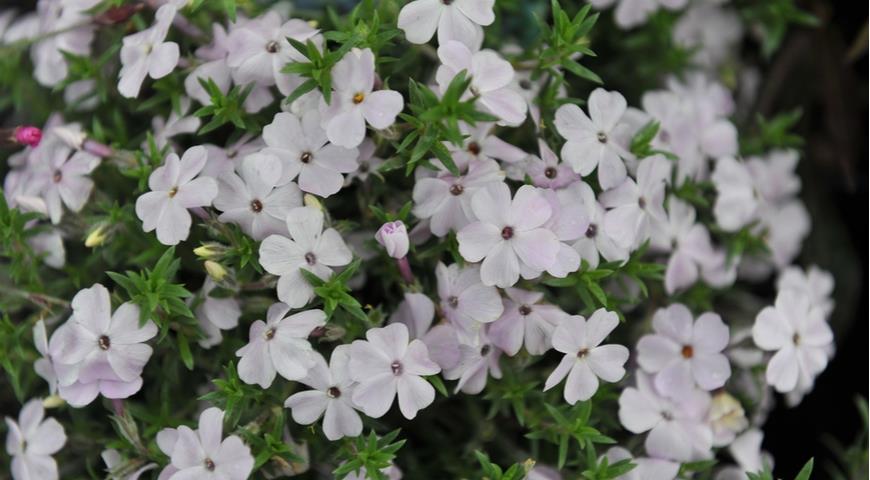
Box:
<box><xmin>85</xmin><ymin>224</ymin><xmax>109</xmax><ymax>247</ymax></box>
<box><xmin>194</xmin><ymin>243</ymin><xmax>226</xmax><ymax>259</ymax></box>
<box><xmin>13</xmin><ymin>126</ymin><xmax>42</xmax><ymax>147</ymax></box>
<box><xmin>375</xmin><ymin>220</ymin><xmax>409</xmax><ymax>259</ymax></box>
<box><xmin>204</xmin><ymin>260</ymin><xmax>228</xmax><ymax>281</ymax></box>
<box><xmin>303</xmin><ymin>194</ymin><xmax>322</xmax><ymax>210</ymax></box>
<box><xmin>42</xmin><ymin>395</ymin><xmax>65</xmax><ymax>408</ymax></box>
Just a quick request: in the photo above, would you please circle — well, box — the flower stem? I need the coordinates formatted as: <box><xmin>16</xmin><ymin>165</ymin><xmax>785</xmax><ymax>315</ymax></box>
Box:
<box><xmin>397</xmin><ymin>257</ymin><xmax>414</xmax><ymax>284</ymax></box>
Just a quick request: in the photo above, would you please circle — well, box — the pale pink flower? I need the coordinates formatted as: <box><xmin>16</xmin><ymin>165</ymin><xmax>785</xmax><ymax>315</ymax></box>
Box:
<box><xmin>436</xmin><ymin>262</ymin><xmax>503</xmax><ymax>337</ymax></box>
<box><xmin>554</xmin><ymin>88</ymin><xmax>634</xmax><ymax>189</ymax></box>
<box><xmin>118</xmin><ymin>5</ymin><xmax>179</xmax><ymax>98</ymax></box>
<box><xmin>446</xmin><ymin>122</ymin><xmax>528</xmax><ymax>178</ymax></box>
<box><xmin>236</xmin><ymin>302</ymin><xmax>326</xmax><ymax>388</ymax></box>
<box><xmin>33</xmin><ymin>320</ymin><xmax>60</xmax><ymax>394</ymax></box>
<box><xmin>389</xmin><ymin>292</ymin><xmax>462</xmax><ymax>371</ymax></box>
<box><xmin>442</xmin><ymin>327</ymin><xmax>502</xmax><ymax>394</ymax></box>
<box><xmin>135</xmin><ymin>146</ymin><xmax>218</xmax><ymax>245</ymax></box>
<box><xmin>590</xmin><ymin>0</ymin><xmax>687</xmax><ymax>29</ymax></box>
<box><xmin>148</xmin><ymin>98</ymin><xmax>201</xmax><ymax>151</ymax></box>
<box><xmin>567</xmin><ymin>182</ymin><xmax>629</xmax><ymax>270</ymax></box>
<box><xmin>526</xmin><ymin>139</ymin><xmax>579</xmax><ymax>189</ymax></box>
<box><xmin>544</xmin><ymin>310</ymin><xmax>629</xmax><ymax>404</ymax></box>
<box><xmin>102</xmin><ymin>449</ymin><xmax>156</xmax><ymax>480</ymax></box>
<box><xmin>436</xmin><ymin>41</ymin><xmax>526</xmax><ymax>126</ymax></box>
<box><xmin>412</xmin><ymin>158</ymin><xmax>505</xmax><ymax>236</ymax></box>
<box><xmin>637</xmin><ymin>304</ymin><xmax>731</xmax><ymax>397</ymax></box>
<box><xmin>457</xmin><ymin>183</ymin><xmax>560</xmax><ymax>287</ymax></box>
<box><xmin>349</xmin><ymin>323</ymin><xmax>441</xmax><ymax>419</ymax></box>
<box><xmin>259</xmin><ymin>206</ymin><xmax>353</xmax><ymax>307</ymax></box>
<box><xmin>193</xmin><ymin>278</ymin><xmax>241</xmax><ymax>349</ymax></box>
<box><xmin>320</xmin><ymin>48</ymin><xmax>404</xmax><ymax>148</ymax></box>
<box><xmin>488</xmin><ymin>288</ymin><xmax>568</xmax><ymax>356</ymax></box>
<box><xmin>214</xmin><ymin>152</ymin><xmax>303</xmax><ymax>240</ymax></box>
<box><xmin>5</xmin><ymin>399</ymin><xmax>66</xmax><ymax>480</ymax></box>
<box><xmin>673</xmin><ymin>4</ymin><xmax>743</xmax><ymax>70</ymax></box>
<box><xmin>375</xmin><ymin>221</ymin><xmax>410</xmax><ymax>259</ymax></box>
<box><xmin>345</xmin><ymin>139</ymin><xmax>384</xmax><ymax>184</ymax></box>
<box><xmin>397</xmin><ymin>0</ymin><xmax>494</xmax><ymax>48</ymax></box>
<box><xmin>31</xmin><ymin>0</ymin><xmax>98</xmax><ymax>87</ymax></box>
<box><xmin>602</xmin><ymin>446</ymin><xmax>679</xmax><ymax>480</ymax></box>
<box><xmin>261</xmin><ymin>111</ymin><xmax>359</xmax><ymax>197</ymax></box>
<box><xmin>618</xmin><ymin>372</ymin><xmax>713</xmax><ymax>462</ymax></box>
<box><xmin>600</xmin><ymin>154</ymin><xmax>671</xmax><ymax>251</ymax></box>
<box><xmin>30</xmin><ymin>138</ymin><xmax>99</xmax><ymax>224</ymax></box>
<box><xmin>541</xmin><ymin>187</ymin><xmax>587</xmax><ymax>278</ymax></box>
<box><xmin>169</xmin><ymin>407</ymin><xmax>254</xmax><ymax>480</ymax></box>
<box><xmin>776</xmin><ymin>265</ymin><xmax>834</xmax><ymax>318</ymax></box>
<box><xmin>284</xmin><ymin>346</ymin><xmax>363</xmax><ymax>440</ymax></box>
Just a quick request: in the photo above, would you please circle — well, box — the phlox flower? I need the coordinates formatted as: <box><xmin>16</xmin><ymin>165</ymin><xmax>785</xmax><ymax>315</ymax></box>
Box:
<box><xmin>390</xmin><ymin>292</ymin><xmax>462</xmax><ymax>371</ymax></box>
<box><xmin>375</xmin><ymin>220</ymin><xmax>410</xmax><ymax>259</ymax></box>
<box><xmin>193</xmin><ymin>278</ymin><xmax>241</xmax><ymax>349</ymax></box>
<box><xmin>445</xmin><ymin>122</ymin><xmax>528</xmax><ymax>179</ymax></box>
<box><xmin>397</xmin><ymin>0</ymin><xmax>494</xmax><ymax>48</ymax></box>
<box><xmin>320</xmin><ymin>48</ymin><xmax>404</xmax><ymax>148</ymax></box>
<box><xmin>33</xmin><ymin>320</ymin><xmax>60</xmax><ymax>394</ymax></box>
<box><xmin>284</xmin><ymin>346</ymin><xmax>363</xmax><ymax>440</ymax></box>
<box><xmin>118</xmin><ymin>4</ymin><xmax>179</xmax><ymax>98</ymax></box>
<box><xmin>236</xmin><ymin>302</ymin><xmax>326</xmax><ymax>388</ymax></box>
<box><xmin>214</xmin><ymin>152</ymin><xmax>303</xmax><ymax>240</ymax></box>
<box><xmin>457</xmin><ymin>183</ymin><xmax>560</xmax><ymax>287</ymax></box>
<box><xmin>51</xmin><ymin>284</ymin><xmax>158</xmax><ymax>407</ymax></box>
<box><xmin>600</xmin><ymin>154</ymin><xmax>671</xmax><ymax>251</ymax></box>
<box><xmin>618</xmin><ymin>372</ymin><xmax>714</xmax><ymax>462</ymax></box>
<box><xmin>714</xmin><ymin>429</ymin><xmax>772</xmax><ymax>480</ymax></box>
<box><xmin>752</xmin><ymin>289</ymin><xmax>833</xmax><ymax>393</ymax></box>
<box><xmin>710</xmin><ymin>156</ymin><xmax>757</xmax><ymax>232</ymax></box>
<box><xmin>261</xmin><ymin>111</ymin><xmax>359</xmax><ymax>197</ymax></box>
<box><xmin>708</xmin><ymin>390</ymin><xmax>749</xmax><ymax>447</ymax></box>
<box><xmin>488</xmin><ymin>288</ymin><xmax>569</xmax><ymax>356</ymax></box>
<box><xmin>554</xmin><ymin>88</ymin><xmax>634</xmax><ymax>189</ymax></box>
<box><xmin>541</xmin><ymin>187</ymin><xmax>588</xmax><ymax>278</ymax></box>
<box><xmin>526</xmin><ymin>139</ymin><xmax>579</xmax><ymax>190</ymax></box>
<box><xmin>169</xmin><ymin>407</ymin><xmax>254</xmax><ymax>480</ymax></box>
<box><xmin>776</xmin><ymin>265</ymin><xmax>834</xmax><ymax>318</ymax></box>
<box><xmin>31</xmin><ymin>0</ymin><xmax>98</xmax><ymax>87</ymax></box>
<box><xmin>435</xmin><ymin>262</ymin><xmax>503</xmax><ymax>337</ymax></box>
<box><xmin>566</xmin><ymin>181</ymin><xmax>629</xmax><ymax>270</ymax></box>
<box><xmin>135</xmin><ymin>146</ymin><xmax>218</xmax><ymax>245</ymax></box>
<box><xmin>442</xmin><ymin>327</ymin><xmax>502</xmax><ymax>395</ymax></box>
<box><xmin>5</xmin><ymin>399</ymin><xmax>66</xmax><ymax>480</ymax></box>
<box><xmin>435</xmin><ymin>41</ymin><xmax>526</xmax><ymax>126</ymax></box>
<box><xmin>148</xmin><ymin>98</ymin><xmax>201</xmax><ymax>151</ymax></box>
<box><xmin>412</xmin><ymin>157</ymin><xmax>505</xmax><ymax>236</ymax></box>
<box><xmin>102</xmin><ymin>448</ymin><xmax>156</xmax><ymax>480</ymax></box>
<box><xmin>544</xmin><ymin>310</ymin><xmax>629</xmax><ymax>404</ymax></box>
<box><xmin>201</xmin><ymin>134</ymin><xmax>265</xmax><ymax>179</ymax></box>
<box><xmin>602</xmin><ymin>446</ymin><xmax>679</xmax><ymax>480</ymax></box>
<box><xmin>30</xmin><ymin>135</ymin><xmax>99</xmax><ymax>224</ymax></box>
<box><xmin>349</xmin><ymin>323</ymin><xmax>441</xmax><ymax>419</ymax></box>
<box><xmin>259</xmin><ymin>206</ymin><xmax>353</xmax><ymax>307</ymax></box>
<box><xmin>673</xmin><ymin>3</ymin><xmax>743</xmax><ymax>70</ymax></box>
<box><xmin>636</xmin><ymin>303</ymin><xmax>731</xmax><ymax>397</ymax></box>
<box><xmin>345</xmin><ymin>139</ymin><xmax>384</xmax><ymax>184</ymax></box>
<box><xmin>344</xmin><ymin>463</ymin><xmax>403</xmax><ymax>480</ymax></box>
<box><xmin>28</xmin><ymin>229</ymin><xmax>66</xmax><ymax>269</ymax></box>
<box><xmin>590</xmin><ymin>0</ymin><xmax>687</xmax><ymax>30</ymax></box>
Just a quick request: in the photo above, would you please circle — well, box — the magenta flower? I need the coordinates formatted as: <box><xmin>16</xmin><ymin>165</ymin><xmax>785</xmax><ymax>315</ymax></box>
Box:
<box><xmin>543</xmin><ymin>310</ymin><xmax>629</xmax><ymax>404</ymax></box>
<box><xmin>170</xmin><ymin>407</ymin><xmax>254</xmax><ymax>480</ymax></box>
<box><xmin>5</xmin><ymin>399</ymin><xmax>66</xmax><ymax>480</ymax></box>
<box><xmin>488</xmin><ymin>288</ymin><xmax>569</xmax><ymax>356</ymax></box>
<box><xmin>457</xmin><ymin>183</ymin><xmax>560</xmax><ymax>287</ymax></box>
<box><xmin>349</xmin><ymin>323</ymin><xmax>441</xmax><ymax>419</ymax></box>
<box><xmin>236</xmin><ymin>303</ymin><xmax>326</xmax><ymax>388</ymax></box>
<box><xmin>636</xmin><ymin>304</ymin><xmax>731</xmax><ymax>398</ymax></box>
<box><xmin>284</xmin><ymin>346</ymin><xmax>363</xmax><ymax>441</ymax></box>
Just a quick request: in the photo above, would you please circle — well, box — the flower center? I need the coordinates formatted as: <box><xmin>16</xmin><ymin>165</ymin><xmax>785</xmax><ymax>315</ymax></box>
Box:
<box><xmin>265</xmin><ymin>41</ymin><xmax>280</xmax><ymax>53</ymax></box>
<box><xmin>327</xmin><ymin>386</ymin><xmax>341</xmax><ymax>398</ymax></box>
<box><xmin>585</xmin><ymin>223</ymin><xmax>598</xmax><ymax>238</ymax></box>
<box><xmin>447</xmin><ymin>295</ymin><xmax>459</xmax><ymax>308</ymax></box>
<box><xmin>98</xmin><ymin>335</ymin><xmax>111</xmax><ymax>350</ymax></box>
<box><xmin>305</xmin><ymin>252</ymin><xmax>317</xmax><ymax>265</ymax></box>
<box><xmin>480</xmin><ymin>344</ymin><xmax>491</xmax><ymax>356</ymax></box>
<box><xmin>264</xmin><ymin>328</ymin><xmax>276</xmax><ymax>341</ymax></box>
<box><xmin>300</xmin><ymin>151</ymin><xmax>312</xmax><ymax>164</ymax></box>
<box><xmin>638</xmin><ymin>196</ymin><xmax>646</xmax><ymax>209</ymax></box>
<box><xmin>449</xmin><ymin>184</ymin><xmax>464</xmax><ymax>196</ymax></box>
<box><xmin>441</xmin><ymin>0</ymin><xmax>453</xmax><ymax>4</ymax></box>
<box><xmin>390</xmin><ymin>360</ymin><xmax>403</xmax><ymax>375</ymax></box>
<box><xmin>204</xmin><ymin>457</ymin><xmax>216</xmax><ymax>471</ymax></box>
<box><xmin>467</xmin><ymin>142</ymin><xmax>481</xmax><ymax>156</ymax></box>
<box><xmin>518</xmin><ymin>305</ymin><xmax>532</xmax><ymax>316</ymax></box>
<box><xmin>168</xmin><ymin>186</ymin><xmax>178</xmax><ymax>198</ymax></box>
<box><xmin>792</xmin><ymin>333</ymin><xmax>801</xmax><ymax>345</ymax></box>
<box><xmin>577</xmin><ymin>348</ymin><xmax>589</xmax><ymax>358</ymax></box>
<box><xmin>501</xmin><ymin>226</ymin><xmax>514</xmax><ymax>240</ymax></box>
<box><xmin>250</xmin><ymin>199</ymin><xmax>263</xmax><ymax>213</ymax></box>
<box><xmin>596</xmin><ymin>131</ymin><xmax>607</xmax><ymax>143</ymax></box>
<box><xmin>661</xmin><ymin>411</ymin><xmax>673</xmax><ymax>421</ymax></box>
<box><xmin>52</xmin><ymin>170</ymin><xmax>63</xmax><ymax>183</ymax></box>
<box><xmin>359</xmin><ymin>161</ymin><xmax>369</xmax><ymax>172</ymax></box>
<box><xmin>352</xmin><ymin>92</ymin><xmax>365</xmax><ymax>104</ymax></box>
<box><xmin>544</xmin><ymin>167</ymin><xmax>557</xmax><ymax>179</ymax></box>
<box><xmin>681</xmin><ymin>345</ymin><xmax>694</xmax><ymax>358</ymax></box>
<box><xmin>519</xmin><ymin>79</ymin><xmax>532</xmax><ymax>90</ymax></box>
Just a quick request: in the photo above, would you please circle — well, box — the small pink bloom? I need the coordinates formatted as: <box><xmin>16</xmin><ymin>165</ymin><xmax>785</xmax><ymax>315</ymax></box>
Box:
<box><xmin>375</xmin><ymin>221</ymin><xmax>410</xmax><ymax>259</ymax></box>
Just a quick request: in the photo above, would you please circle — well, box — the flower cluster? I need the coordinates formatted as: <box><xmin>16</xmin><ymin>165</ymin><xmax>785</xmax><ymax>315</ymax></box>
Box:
<box><xmin>0</xmin><ymin>0</ymin><xmax>840</xmax><ymax>479</ymax></box>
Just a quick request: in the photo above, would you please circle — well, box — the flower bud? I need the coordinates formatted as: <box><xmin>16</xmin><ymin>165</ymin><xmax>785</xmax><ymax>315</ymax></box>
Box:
<box><xmin>303</xmin><ymin>194</ymin><xmax>322</xmax><ymax>210</ymax></box>
<box><xmin>708</xmin><ymin>390</ymin><xmax>748</xmax><ymax>439</ymax></box>
<box><xmin>194</xmin><ymin>243</ymin><xmax>226</xmax><ymax>259</ymax></box>
<box><xmin>375</xmin><ymin>220</ymin><xmax>409</xmax><ymax>259</ymax></box>
<box><xmin>85</xmin><ymin>224</ymin><xmax>109</xmax><ymax>247</ymax></box>
<box><xmin>42</xmin><ymin>395</ymin><xmax>65</xmax><ymax>409</ymax></box>
<box><xmin>13</xmin><ymin>126</ymin><xmax>42</xmax><ymax>147</ymax></box>
<box><xmin>53</xmin><ymin>126</ymin><xmax>87</xmax><ymax>150</ymax></box>
<box><xmin>204</xmin><ymin>260</ymin><xmax>228</xmax><ymax>281</ymax></box>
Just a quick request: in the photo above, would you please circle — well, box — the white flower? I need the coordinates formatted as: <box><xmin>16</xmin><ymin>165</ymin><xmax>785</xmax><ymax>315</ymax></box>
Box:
<box><xmin>567</xmin><ymin>181</ymin><xmax>629</xmax><ymax>270</ymax></box>
<box><xmin>776</xmin><ymin>265</ymin><xmax>834</xmax><ymax>318</ymax></box>
<box><xmin>600</xmin><ymin>154</ymin><xmax>671</xmax><ymax>251</ymax></box>
<box><xmin>554</xmin><ymin>88</ymin><xmax>634</xmax><ymax>189</ymax></box>
<box><xmin>261</xmin><ymin>111</ymin><xmax>359</xmax><ymax>197</ymax></box>
<box><xmin>135</xmin><ymin>146</ymin><xmax>218</xmax><ymax>245</ymax></box>
<box><xmin>259</xmin><ymin>206</ymin><xmax>353</xmax><ymax>307</ymax></box>
<box><xmin>618</xmin><ymin>372</ymin><xmax>713</xmax><ymax>462</ymax></box>
<box><xmin>320</xmin><ymin>48</ymin><xmax>404</xmax><ymax>148</ymax></box>
<box><xmin>118</xmin><ymin>5</ymin><xmax>179</xmax><ymax>98</ymax></box>
<box><xmin>488</xmin><ymin>288</ymin><xmax>568</xmax><ymax>356</ymax></box>
<box><xmin>752</xmin><ymin>289</ymin><xmax>833</xmax><ymax>393</ymax></box>
<box><xmin>442</xmin><ymin>327</ymin><xmax>502</xmax><ymax>394</ymax></box>
<box><xmin>284</xmin><ymin>346</ymin><xmax>363</xmax><ymax>440</ymax></box>
<box><xmin>457</xmin><ymin>183</ymin><xmax>560</xmax><ymax>287</ymax></box>
<box><xmin>51</xmin><ymin>284</ymin><xmax>158</xmax><ymax>407</ymax></box>
<box><xmin>397</xmin><ymin>0</ymin><xmax>495</xmax><ymax>48</ymax></box>
<box><xmin>349</xmin><ymin>323</ymin><xmax>441</xmax><ymax>419</ymax></box>
<box><xmin>602</xmin><ymin>446</ymin><xmax>680</xmax><ymax>480</ymax></box>
<box><xmin>33</xmin><ymin>320</ymin><xmax>60</xmax><ymax>394</ymax></box>
<box><xmin>435</xmin><ymin>41</ymin><xmax>526</xmax><ymax>126</ymax></box>
<box><xmin>544</xmin><ymin>310</ymin><xmax>629</xmax><ymax>404</ymax></box>
<box><xmin>169</xmin><ymin>408</ymin><xmax>254</xmax><ymax>480</ymax></box>
<box><xmin>590</xmin><ymin>0</ymin><xmax>687</xmax><ymax>30</ymax></box>
<box><xmin>375</xmin><ymin>220</ymin><xmax>410</xmax><ymax>259</ymax></box>
<box><xmin>710</xmin><ymin>156</ymin><xmax>756</xmax><ymax>232</ymax></box>
<box><xmin>193</xmin><ymin>278</ymin><xmax>241</xmax><ymax>349</ymax></box>
<box><xmin>435</xmin><ymin>262</ymin><xmax>503</xmax><ymax>339</ymax></box>
<box><xmin>5</xmin><ymin>399</ymin><xmax>66</xmax><ymax>480</ymax></box>
<box><xmin>636</xmin><ymin>304</ymin><xmax>731</xmax><ymax>398</ymax></box>
<box><xmin>31</xmin><ymin>0</ymin><xmax>98</xmax><ymax>87</ymax></box>
<box><xmin>148</xmin><ymin>97</ymin><xmax>201</xmax><ymax>151</ymax></box>
<box><xmin>102</xmin><ymin>448</ymin><xmax>156</xmax><ymax>480</ymax></box>
<box><xmin>30</xmin><ymin>131</ymin><xmax>99</xmax><ymax>224</ymax></box>
<box><xmin>236</xmin><ymin>302</ymin><xmax>326</xmax><ymax>388</ymax></box>
<box><xmin>214</xmin><ymin>152</ymin><xmax>303</xmax><ymax>240</ymax></box>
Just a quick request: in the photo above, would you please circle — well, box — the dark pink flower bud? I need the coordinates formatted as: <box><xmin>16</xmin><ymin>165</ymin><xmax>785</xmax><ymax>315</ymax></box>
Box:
<box><xmin>14</xmin><ymin>126</ymin><xmax>42</xmax><ymax>147</ymax></box>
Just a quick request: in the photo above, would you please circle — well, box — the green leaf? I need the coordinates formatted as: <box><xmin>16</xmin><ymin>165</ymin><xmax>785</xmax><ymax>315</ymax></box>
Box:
<box><xmin>794</xmin><ymin>458</ymin><xmax>814</xmax><ymax>480</ymax></box>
